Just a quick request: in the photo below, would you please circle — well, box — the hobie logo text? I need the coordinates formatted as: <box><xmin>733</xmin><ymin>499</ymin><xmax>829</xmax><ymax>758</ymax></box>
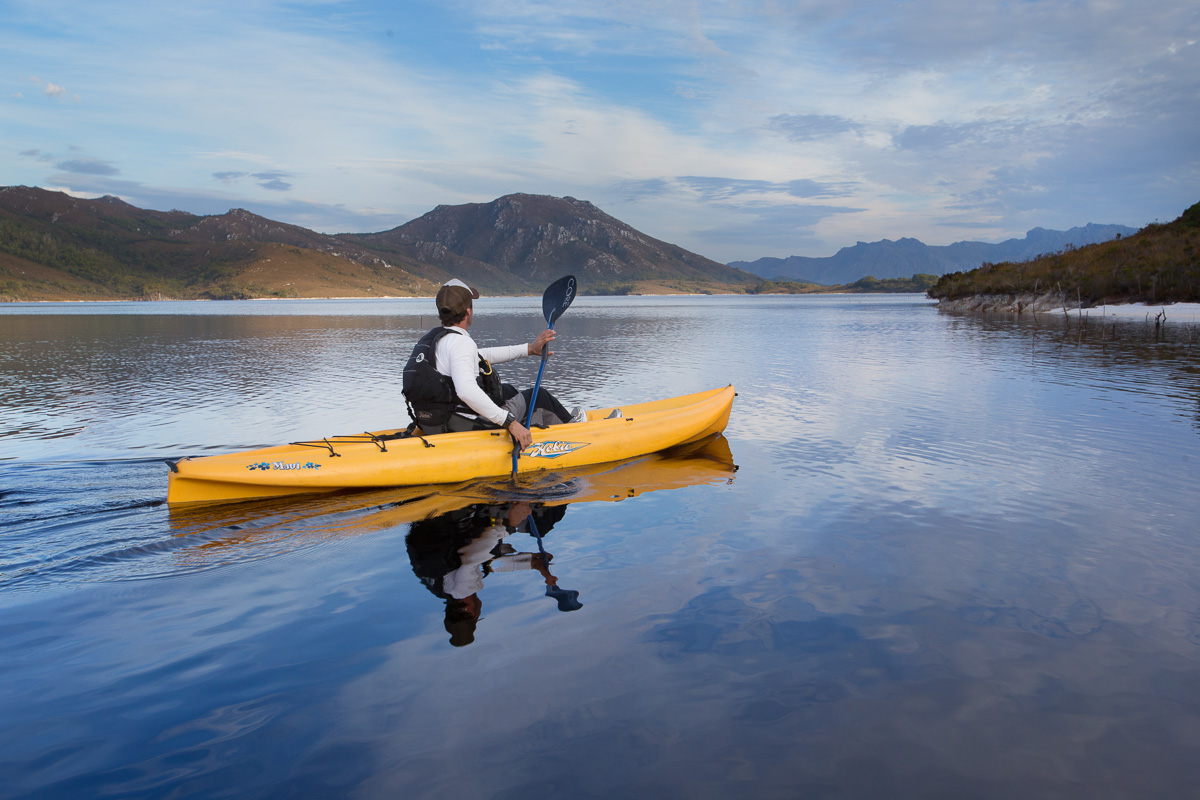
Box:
<box><xmin>523</xmin><ymin>440</ymin><xmax>588</xmax><ymax>459</ymax></box>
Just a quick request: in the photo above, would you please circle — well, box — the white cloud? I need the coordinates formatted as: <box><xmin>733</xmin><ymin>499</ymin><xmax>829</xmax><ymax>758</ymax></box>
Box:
<box><xmin>0</xmin><ymin>0</ymin><xmax>1195</xmax><ymax>261</ymax></box>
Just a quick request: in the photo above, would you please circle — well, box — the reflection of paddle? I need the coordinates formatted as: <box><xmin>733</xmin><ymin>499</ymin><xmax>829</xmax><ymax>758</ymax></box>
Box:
<box><xmin>526</xmin><ymin>512</ymin><xmax>583</xmax><ymax>612</ymax></box>
<box><xmin>512</xmin><ymin>274</ymin><xmax>578</xmax><ymax>481</ymax></box>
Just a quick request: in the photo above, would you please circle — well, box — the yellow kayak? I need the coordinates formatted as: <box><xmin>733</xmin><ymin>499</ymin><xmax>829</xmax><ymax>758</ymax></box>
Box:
<box><xmin>166</xmin><ymin>385</ymin><xmax>735</xmax><ymax>504</ymax></box>
<box><xmin>167</xmin><ymin>435</ymin><xmax>737</xmax><ymax>536</ymax></box>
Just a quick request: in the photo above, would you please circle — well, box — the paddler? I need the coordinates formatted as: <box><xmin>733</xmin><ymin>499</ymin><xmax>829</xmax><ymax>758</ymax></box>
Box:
<box><xmin>403</xmin><ymin>278</ymin><xmax>584</xmax><ymax>448</ymax></box>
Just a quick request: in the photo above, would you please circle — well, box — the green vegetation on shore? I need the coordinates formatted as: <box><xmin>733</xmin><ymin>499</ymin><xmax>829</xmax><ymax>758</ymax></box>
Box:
<box><xmin>929</xmin><ymin>201</ymin><xmax>1200</xmax><ymax>306</ymax></box>
<box><xmin>572</xmin><ymin>273</ymin><xmax>939</xmax><ymax>296</ymax></box>
<box><xmin>581</xmin><ymin>281</ymin><xmax>637</xmax><ymax>296</ymax></box>
<box><xmin>749</xmin><ymin>273</ymin><xmax>939</xmax><ymax>294</ymax></box>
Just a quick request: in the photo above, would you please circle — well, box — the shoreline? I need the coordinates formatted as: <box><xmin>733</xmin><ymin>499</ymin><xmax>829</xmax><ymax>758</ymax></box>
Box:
<box><xmin>935</xmin><ymin>293</ymin><xmax>1200</xmax><ymax>320</ymax></box>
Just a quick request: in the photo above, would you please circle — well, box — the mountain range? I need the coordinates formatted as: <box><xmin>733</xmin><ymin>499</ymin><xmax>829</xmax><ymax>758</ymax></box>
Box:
<box><xmin>0</xmin><ymin>187</ymin><xmax>756</xmax><ymax>301</ymax></box>
<box><xmin>728</xmin><ymin>223</ymin><xmax>1139</xmax><ymax>286</ymax></box>
<box><xmin>0</xmin><ymin>184</ymin><xmax>1140</xmax><ymax>301</ymax></box>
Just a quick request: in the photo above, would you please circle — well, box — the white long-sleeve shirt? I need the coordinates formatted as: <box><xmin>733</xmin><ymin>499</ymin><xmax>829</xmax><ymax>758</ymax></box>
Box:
<box><xmin>440</xmin><ymin>523</ymin><xmax>540</xmax><ymax>599</ymax></box>
<box><xmin>434</xmin><ymin>326</ymin><xmax>529</xmax><ymax>426</ymax></box>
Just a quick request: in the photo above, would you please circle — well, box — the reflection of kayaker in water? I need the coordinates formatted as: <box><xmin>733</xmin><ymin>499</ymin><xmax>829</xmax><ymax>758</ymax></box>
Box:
<box><xmin>405</xmin><ymin>501</ymin><xmax>580</xmax><ymax>647</ymax></box>
<box><xmin>402</xmin><ymin>278</ymin><xmax>585</xmax><ymax>450</ymax></box>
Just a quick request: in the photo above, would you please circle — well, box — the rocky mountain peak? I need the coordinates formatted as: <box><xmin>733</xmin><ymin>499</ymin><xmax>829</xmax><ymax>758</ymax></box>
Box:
<box><xmin>348</xmin><ymin>193</ymin><xmax>756</xmax><ymax>289</ymax></box>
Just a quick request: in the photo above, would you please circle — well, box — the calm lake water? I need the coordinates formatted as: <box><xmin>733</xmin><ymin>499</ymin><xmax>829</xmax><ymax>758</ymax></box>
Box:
<box><xmin>2</xmin><ymin>295</ymin><xmax>1199</xmax><ymax>799</ymax></box>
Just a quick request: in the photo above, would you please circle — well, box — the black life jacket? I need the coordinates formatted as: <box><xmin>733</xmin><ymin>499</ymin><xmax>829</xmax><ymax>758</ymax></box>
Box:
<box><xmin>402</xmin><ymin>327</ymin><xmax>504</xmax><ymax>427</ymax></box>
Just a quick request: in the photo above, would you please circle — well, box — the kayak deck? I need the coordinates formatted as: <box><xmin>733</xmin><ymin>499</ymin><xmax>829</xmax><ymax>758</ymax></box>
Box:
<box><xmin>167</xmin><ymin>385</ymin><xmax>735</xmax><ymax>505</ymax></box>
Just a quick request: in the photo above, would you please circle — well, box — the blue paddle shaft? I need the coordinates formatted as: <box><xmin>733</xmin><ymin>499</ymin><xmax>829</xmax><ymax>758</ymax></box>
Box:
<box><xmin>523</xmin><ymin>322</ymin><xmax>554</xmax><ymax>429</ymax></box>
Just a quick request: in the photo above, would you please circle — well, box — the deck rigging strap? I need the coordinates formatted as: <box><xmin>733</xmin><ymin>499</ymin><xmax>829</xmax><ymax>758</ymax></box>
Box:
<box><xmin>288</xmin><ymin>434</ymin><xmax>377</xmax><ymax>456</ymax></box>
<box><xmin>287</xmin><ymin>437</ymin><xmax>347</xmax><ymax>457</ymax></box>
<box><xmin>289</xmin><ymin>428</ymin><xmax>436</xmax><ymax>456</ymax></box>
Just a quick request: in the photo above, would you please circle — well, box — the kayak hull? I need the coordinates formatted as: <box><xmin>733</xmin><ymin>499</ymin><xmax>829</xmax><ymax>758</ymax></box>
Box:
<box><xmin>167</xmin><ymin>435</ymin><xmax>737</xmax><ymax>537</ymax></box>
<box><xmin>167</xmin><ymin>385</ymin><xmax>735</xmax><ymax>504</ymax></box>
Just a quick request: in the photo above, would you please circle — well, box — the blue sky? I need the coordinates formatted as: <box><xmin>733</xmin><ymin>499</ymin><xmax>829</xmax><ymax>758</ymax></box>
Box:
<box><xmin>3</xmin><ymin>0</ymin><xmax>1197</xmax><ymax>262</ymax></box>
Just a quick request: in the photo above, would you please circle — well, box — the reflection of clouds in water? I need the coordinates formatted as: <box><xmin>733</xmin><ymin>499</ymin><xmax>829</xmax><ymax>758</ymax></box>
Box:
<box><xmin>6</xmin><ymin>295</ymin><xmax>1200</xmax><ymax>796</ymax></box>
<box><xmin>738</xmin><ymin>305</ymin><xmax>1199</xmax><ymax>520</ymax></box>
<box><xmin>635</xmin><ymin>498</ymin><xmax>1200</xmax><ymax>793</ymax></box>
<box><xmin>332</xmin><ymin>491</ymin><xmax>1200</xmax><ymax>797</ymax></box>
<box><xmin>763</xmin><ymin>498</ymin><xmax>1200</xmax><ymax>657</ymax></box>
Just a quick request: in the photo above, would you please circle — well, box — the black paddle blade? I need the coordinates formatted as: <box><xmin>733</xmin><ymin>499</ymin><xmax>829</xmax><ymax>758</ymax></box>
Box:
<box><xmin>546</xmin><ymin>585</ymin><xmax>583</xmax><ymax>612</ymax></box>
<box><xmin>542</xmin><ymin>275</ymin><xmax>577</xmax><ymax>326</ymax></box>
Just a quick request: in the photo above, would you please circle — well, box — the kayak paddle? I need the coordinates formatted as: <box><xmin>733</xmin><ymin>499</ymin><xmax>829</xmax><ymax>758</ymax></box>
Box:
<box><xmin>526</xmin><ymin>510</ymin><xmax>583</xmax><ymax>612</ymax></box>
<box><xmin>512</xmin><ymin>274</ymin><xmax>578</xmax><ymax>480</ymax></box>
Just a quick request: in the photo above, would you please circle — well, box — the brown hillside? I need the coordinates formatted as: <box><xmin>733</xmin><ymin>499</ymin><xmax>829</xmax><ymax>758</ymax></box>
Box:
<box><xmin>0</xmin><ymin>187</ymin><xmax>439</xmax><ymax>300</ymax></box>
<box><xmin>234</xmin><ymin>244</ymin><xmax>440</xmax><ymax>298</ymax></box>
<box><xmin>346</xmin><ymin>193</ymin><xmax>758</xmax><ymax>291</ymax></box>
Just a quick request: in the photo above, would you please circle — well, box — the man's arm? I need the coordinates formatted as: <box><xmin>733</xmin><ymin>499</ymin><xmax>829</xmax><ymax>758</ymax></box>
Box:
<box><xmin>479</xmin><ymin>329</ymin><xmax>556</xmax><ymax>363</ymax></box>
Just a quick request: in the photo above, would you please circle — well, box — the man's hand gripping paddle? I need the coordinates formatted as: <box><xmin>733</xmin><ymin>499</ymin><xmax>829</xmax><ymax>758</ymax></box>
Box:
<box><xmin>511</xmin><ymin>275</ymin><xmax>577</xmax><ymax>481</ymax></box>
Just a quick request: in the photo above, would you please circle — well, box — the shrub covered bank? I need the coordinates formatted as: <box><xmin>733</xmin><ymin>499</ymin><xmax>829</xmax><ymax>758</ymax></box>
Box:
<box><xmin>929</xmin><ymin>202</ymin><xmax>1200</xmax><ymax>310</ymax></box>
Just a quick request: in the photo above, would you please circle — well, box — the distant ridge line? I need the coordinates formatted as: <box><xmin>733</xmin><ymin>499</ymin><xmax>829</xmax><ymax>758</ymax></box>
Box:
<box><xmin>729</xmin><ymin>223</ymin><xmax>1139</xmax><ymax>285</ymax></box>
